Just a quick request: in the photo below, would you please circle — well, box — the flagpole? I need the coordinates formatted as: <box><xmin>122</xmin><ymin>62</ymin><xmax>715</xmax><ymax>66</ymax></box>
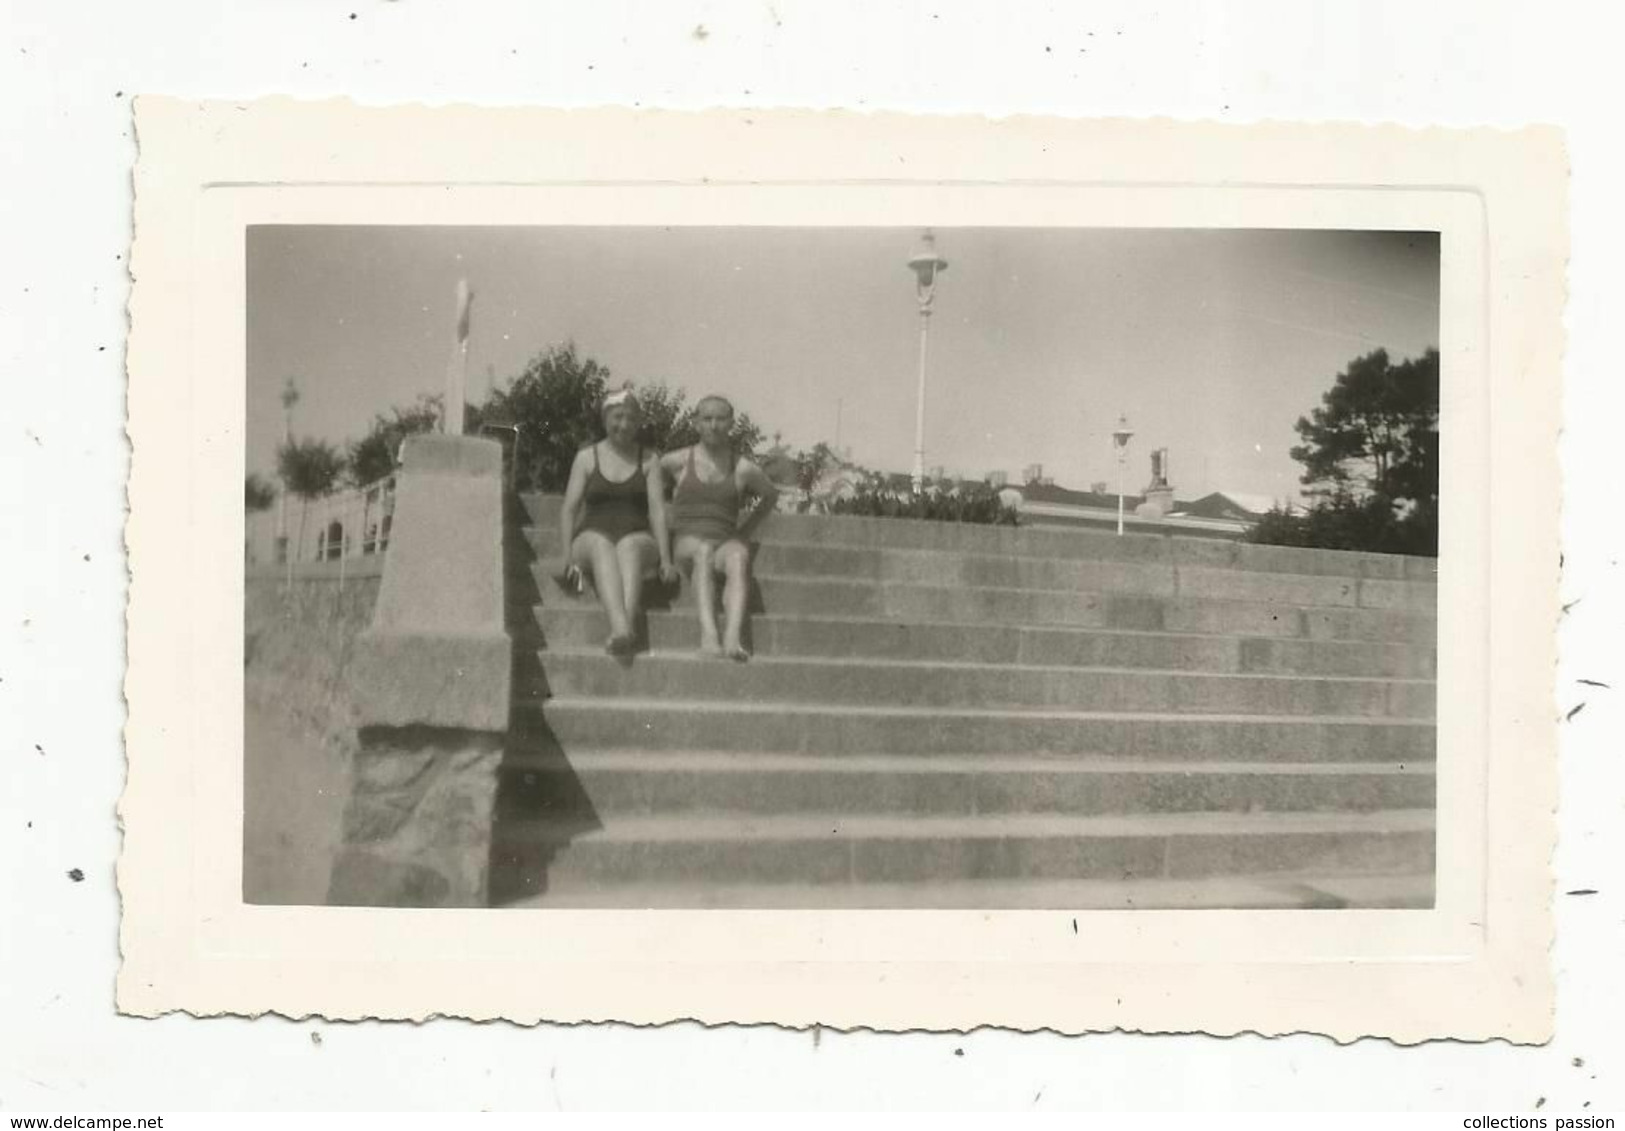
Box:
<box><xmin>446</xmin><ymin>279</ymin><xmax>472</xmax><ymax>435</ymax></box>
<box><xmin>448</xmin><ymin>341</ymin><xmax>466</xmax><ymax>435</ymax></box>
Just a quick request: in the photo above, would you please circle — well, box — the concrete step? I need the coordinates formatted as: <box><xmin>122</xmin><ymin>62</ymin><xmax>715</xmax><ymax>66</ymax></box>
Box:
<box><xmin>524</xmin><ymin>525</ymin><xmax>1435</xmax><ymax>613</ymax></box>
<box><xmin>503</xmin><ymin>871</ymin><xmax>1437</xmax><ymax>909</ymax></box>
<box><xmin>507</xmin><ymin>495</ymin><xmax>1438</xmax><ymax>907</ymax></box>
<box><xmin>527</xmin><ymin>650</ymin><xmax>1435</xmax><ymax>719</ymax></box>
<box><xmin>526</xmin><ymin>697</ymin><xmax>1437</xmax><ymax>762</ymax></box>
<box><xmin>495</xmin><ymin>749</ymin><xmax>1436</xmax><ymax>818</ymax></box>
<box><xmin>530</xmin><ymin>568</ymin><xmax>1436</xmax><ymax>645</ymax></box>
<box><xmin>518</xmin><ymin>493</ymin><xmax>1437</xmax><ymax>583</ymax></box>
<box><xmin>528</xmin><ymin>606</ymin><xmax>1436</xmax><ymax>678</ymax></box>
<box><xmin>487</xmin><ymin>809</ymin><xmax>1436</xmax><ymax>896</ymax></box>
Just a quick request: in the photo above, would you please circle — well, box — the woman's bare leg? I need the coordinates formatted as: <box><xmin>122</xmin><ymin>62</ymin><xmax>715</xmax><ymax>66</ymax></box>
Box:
<box><xmin>717</xmin><ymin>540</ymin><xmax>751</xmax><ymax>660</ymax></box>
<box><xmin>616</xmin><ymin>533</ymin><xmax>657</xmax><ymax>647</ymax></box>
<box><xmin>571</xmin><ymin>531</ymin><xmax>632</xmax><ymax>650</ymax></box>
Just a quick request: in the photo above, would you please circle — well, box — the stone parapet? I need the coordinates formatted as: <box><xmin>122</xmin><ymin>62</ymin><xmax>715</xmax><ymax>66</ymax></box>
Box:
<box><xmin>331</xmin><ymin>434</ymin><xmax>511</xmax><ymax>908</ymax></box>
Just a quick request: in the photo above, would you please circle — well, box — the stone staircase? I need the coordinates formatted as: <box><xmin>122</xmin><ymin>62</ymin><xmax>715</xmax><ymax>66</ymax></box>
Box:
<box><xmin>490</xmin><ymin>493</ymin><xmax>1437</xmax><ymax>909</ymax></box>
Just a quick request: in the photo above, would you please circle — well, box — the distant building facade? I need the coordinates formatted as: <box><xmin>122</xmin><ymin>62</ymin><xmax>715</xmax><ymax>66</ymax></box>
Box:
<box><xmin>1016</xmin><ymin>479</ymin><xmax>1279</xmax><ymax>540</ymax></box>
<box><xmin>753</xmin><ymin>444</ymin><xmax>1285</xmax><ymax>536</ymax></box>
<box><xmin>245</xmin><ymin>477</ymin><xmax>397</xmax><ymax>566</ymax></box>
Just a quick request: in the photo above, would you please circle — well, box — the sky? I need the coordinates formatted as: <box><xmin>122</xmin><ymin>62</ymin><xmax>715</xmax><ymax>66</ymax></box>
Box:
<box><xmin>246</xmin><ymin>225</ymin><xmax>1439</xmax><ymax>504</ymax></box>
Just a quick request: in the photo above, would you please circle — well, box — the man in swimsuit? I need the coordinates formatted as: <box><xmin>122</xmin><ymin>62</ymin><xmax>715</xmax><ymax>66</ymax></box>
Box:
<box><xmin>661</xmin><ymin>395</ymin><xmax>780</xmax><ymax>661</ymax></box>
<box><xmin>557</xmin><ymin>387</ymin><xmax>679</xmax><ymax>655</ymax></box>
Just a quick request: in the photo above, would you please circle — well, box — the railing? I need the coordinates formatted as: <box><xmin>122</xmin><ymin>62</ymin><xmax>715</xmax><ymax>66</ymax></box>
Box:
<box><xmin>246</xmin><ymin>424</ymin><xmax>520</xmax><ymax>580</ymax></box>
<box><xmin>307</xmin><ymin>475</ymin><xmax>395</xmax><ymax>571</ymax></box>
<box><xmin>247</xmin><ymin>475</ymin><xmax>397</xmax><ymax>583</ymax></box>
<box><xmin>310</xmin><ymin>475</ymin><xmax>395</xmax><ymax>564</ymax></box>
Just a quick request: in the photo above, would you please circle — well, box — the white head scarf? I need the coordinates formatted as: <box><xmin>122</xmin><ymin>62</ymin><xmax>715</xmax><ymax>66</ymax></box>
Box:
<box><xmin>601</xmin><ymin>385</ymin><xmax>639</xmax><ymax>419</ymax></box>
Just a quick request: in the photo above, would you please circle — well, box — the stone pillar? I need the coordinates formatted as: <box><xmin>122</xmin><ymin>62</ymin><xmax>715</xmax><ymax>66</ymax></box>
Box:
<box><xmin>328</xmin><ymin>435</ymin><xmax>511</xmax><ymax>907</ymax></box>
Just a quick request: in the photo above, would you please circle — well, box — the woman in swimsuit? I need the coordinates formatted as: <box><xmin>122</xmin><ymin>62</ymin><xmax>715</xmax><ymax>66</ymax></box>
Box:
<box><xmin>660</xmin><ymin>395</ymin><xmax>780</xmax><ymax>661</ymax></box>
<box><xmin>557</xmin><ymin>387</ymin><xmax>679</xmax><ymax>655</ymax></box>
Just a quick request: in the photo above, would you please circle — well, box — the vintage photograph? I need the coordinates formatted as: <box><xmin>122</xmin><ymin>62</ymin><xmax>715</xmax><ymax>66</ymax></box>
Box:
<box><xmin>242</xmin><ymin>223</ymin><xmax>1440</xmax><ymax>912</ymax></box>
<box><xmin>120</xmin><ymin>101</ymin><xmax>1560</xmax><ymax>1036</ymax></box>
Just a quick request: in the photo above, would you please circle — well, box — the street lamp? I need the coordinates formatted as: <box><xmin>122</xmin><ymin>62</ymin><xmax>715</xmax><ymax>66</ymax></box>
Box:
<box><xmin>278</xmin><ymin>377</ymin><xmax>300</xmax><ymax>570</ymax></box>
<box><xmin>906</xmin><ymin>230</ymin><xmax>949</xmax><ymax>494</ymax></box>
<box><xmin>1111</xmin><ymin>414</ymin><xmax>1135</xmax><ymax>536</ymax></box>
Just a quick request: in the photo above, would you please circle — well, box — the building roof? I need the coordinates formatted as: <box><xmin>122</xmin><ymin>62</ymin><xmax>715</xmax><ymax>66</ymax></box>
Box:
<box><xmin>1177</xmin><ymin>491</ymin><xmax>1278</xmax><ymax>521</ymax></box>
<box><xmin>1018</xmin><ymin>481</ymin><xmax>1148</xmax><ymax>511</ymax></box>
<box><xmin>1019</xmin><ymin>482</ymin><xmax>1282</xmax><ymax>520</ymax></box>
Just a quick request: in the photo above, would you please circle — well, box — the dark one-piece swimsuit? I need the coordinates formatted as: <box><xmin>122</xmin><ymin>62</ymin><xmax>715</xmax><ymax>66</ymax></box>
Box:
<box><xmin>578</xmin><ymin>443</ymin><xmax>650</xmax><ymax>543</ymax></box>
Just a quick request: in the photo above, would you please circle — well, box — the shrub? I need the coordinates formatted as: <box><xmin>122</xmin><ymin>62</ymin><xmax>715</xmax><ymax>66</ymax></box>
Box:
<box><xmin>827</xmin><ymin>474</ymin><xmax>1019</xmax><ymax>526</ymax></box>
<box><xmin>1245</xmin><ymin>491</ymin><xmax>1436</xmax><ymax>557</ymax></box>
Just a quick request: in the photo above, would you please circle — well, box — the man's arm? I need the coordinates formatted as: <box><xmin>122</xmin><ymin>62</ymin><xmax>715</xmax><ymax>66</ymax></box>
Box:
<box><xmin>645</xmin><ymin>451</ymin><xmax>676</xmax><ymax>574</ymax></box>
<box><xmin>734</xmin><ymin>458</ymin><xmax>781</xmax><ymax>540</ymax></box>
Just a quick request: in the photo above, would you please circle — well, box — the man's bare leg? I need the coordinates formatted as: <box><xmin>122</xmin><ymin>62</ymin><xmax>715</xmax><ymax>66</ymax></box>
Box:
<box><xmin>685</xmin><ymin>539</ymin><xmax>724</xmax><ymax>653</ymax></box>
<box><xmin>718</xmin><ymin>540</ymin><xmax>751</xmax><ymax>661</ymax></box>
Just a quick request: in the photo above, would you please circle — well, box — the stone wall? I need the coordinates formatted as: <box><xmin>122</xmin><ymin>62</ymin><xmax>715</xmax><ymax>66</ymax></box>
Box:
<box><xmin>243</xmin><ymin>562</ymin><xmax>383</xmax><ymax>904</ymax></box>
<box><xmin>245</xmin><ymin>564</ymin><xmax>384</xmax><ymax>753</ymax></box>
<box><xmin>331</xmin><ymin>727</ymin><xmax>504</xmax><ymax>907</ymax></box>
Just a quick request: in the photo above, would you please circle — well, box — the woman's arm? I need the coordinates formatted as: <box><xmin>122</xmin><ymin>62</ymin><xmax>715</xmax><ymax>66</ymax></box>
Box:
<box><xmin>557</xmin><ymin>448</ymin><xmax>589</xmax><ymax>564</ymax></box>
<box><xmin>734</xmin><ymin>458</ymin><xmax>781</xmax><ymax>541</ymax></box>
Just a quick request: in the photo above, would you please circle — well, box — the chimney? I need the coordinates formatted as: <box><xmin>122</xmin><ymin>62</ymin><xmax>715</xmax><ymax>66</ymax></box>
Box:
<box><xmin>1136</xmin><ymin>447</ymin><xmax>1177</xmax><ymax>518</ymax></box>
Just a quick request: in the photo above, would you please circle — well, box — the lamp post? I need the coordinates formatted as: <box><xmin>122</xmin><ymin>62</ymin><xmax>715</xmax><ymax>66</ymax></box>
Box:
<box><xmin>1111</xmin><ymin>415</ymin><xmax>1135</xmax><ymax>536</ymax></box>
<box><xmin>906</xmin><ymin>230</ymin><xmax>949</xmax><ymax>494</ymax></box>
<box><xmin>278</xmin><ymin>377</ymin><xmax>300</xmax><ymax>569</ymax></box>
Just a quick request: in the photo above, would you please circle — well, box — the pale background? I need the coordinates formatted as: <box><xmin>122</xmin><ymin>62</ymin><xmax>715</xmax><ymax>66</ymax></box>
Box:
<box><xmin>246</xmin><ymin>225</ymin><xmax>1439</xmax><ymax>506</ymax></box>
<box><xmin>3</xmin><ymin>0</ymin><xmax>1620</xmax><ymax>1113</ymax></box>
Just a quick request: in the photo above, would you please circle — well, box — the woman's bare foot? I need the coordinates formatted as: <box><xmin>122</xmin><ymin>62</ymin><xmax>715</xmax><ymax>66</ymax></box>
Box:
<box><xmin>606</xmin><ymin>631</ymin><xmax>636</xmax><ymax>656</ymax></box>
<box><xmin>723</xmin><ymin>642</ymin><xmax>750</xmax><ymax>663</ymax></box>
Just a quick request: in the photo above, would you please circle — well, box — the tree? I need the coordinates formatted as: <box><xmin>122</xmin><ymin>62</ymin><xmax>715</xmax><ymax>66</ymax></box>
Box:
<box><xmin>244</xmin><ymin>473</ymin><xmax>277</xmax><ymax>513</ymax></box>
<box><xmin>1290</xmin><ymin>347</ymin><xmax>1439</xmax><ymax>505</ymax></box>
<box><xmin>480</xmin><ymin>343</ymin><xmax>611</xmax><ymax>492</ymax></box>
<box><xmin>348</xmin><ymin>395</ymin><xmax>442</xmax><ymax>486</ymax></box>
<box><xmin>478</xmin><ymin>343</ymin><xmax>771</xmax><ymax>491</ymax></box>
<box><xmin>652</xmin><ymin>396</ymin><xmax>767</xmax><ymax>456</ymax></box>
<box><xmin>631</xmin><ymin>382</ymin><xmax>690</xmax><ymax>454</ymax></box>
<box><xmin>791</xmin><ymin>441</ymin><xmax>841</xmax><ymax>493</ymax></box>
<box><xmin>276</xmin><ymin>438</ymin><xmax>345</xmax><ymax>566</ymax></box>
<box><xmin>1250</xmin><ymin>347</ymin><xmax>1440</xmax><ymax>556</ymax></box>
